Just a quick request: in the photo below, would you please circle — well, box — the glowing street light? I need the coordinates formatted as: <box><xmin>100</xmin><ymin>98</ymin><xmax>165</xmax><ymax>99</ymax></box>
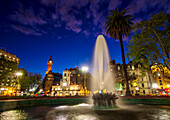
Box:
<box><xmin>152</xmin><ymin>83</ymin><xmax>159</xmax><ymax>89</ymax></box>
<box><xmin>135</xmin><ymin>87</ymin><xmax>139</xmax><ymax>90</ymax></box>
<box><xmin>81</xmin><ymin>66</ymin><xmax>88</xmax><ymax>96</ymax></box>
<box><xmin>16</xmin><ymin>72</ymin><xmax>22</xmax><ymax>76</ymax></box>
<box><xmin>81</xmin><ymin>66</ymin><xmax>88</xmax><ymax>72</ymax></box>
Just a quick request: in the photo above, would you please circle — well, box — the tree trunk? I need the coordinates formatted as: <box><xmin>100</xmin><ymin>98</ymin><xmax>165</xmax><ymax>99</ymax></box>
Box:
<box><xmin>118</xmin><ymin>34</ymin><xmax>131</xmax><ymax>96</ymax></box>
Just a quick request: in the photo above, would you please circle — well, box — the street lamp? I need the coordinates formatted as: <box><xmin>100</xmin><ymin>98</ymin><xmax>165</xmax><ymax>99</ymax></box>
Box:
<box><xmin>14</xmin><ymin>72</ymin><xmax>22</xmax><ymax>96</ymax></box>
<box><xmin>152</xmin><ymin>83</ymin><xmax>159</xmax><ymax>89</ymax></box>
<box><xmin>16</xmin><ymin>72</ymin><xmax>22</xmax><ymax>76</ymax></box>
<box><xmin>81</xmin><ymin>66</ymin><xmax>88</xmax><ymax>96</ymax></box>
<box><xmin>152</xmin><ymin>83</ymin><xmax>159</xmax><ymax>95</ymax></box>
<box><xmin>81</xmin><ymin>66</ymin><xmax>88</xmax><ymax>72</ymax></box>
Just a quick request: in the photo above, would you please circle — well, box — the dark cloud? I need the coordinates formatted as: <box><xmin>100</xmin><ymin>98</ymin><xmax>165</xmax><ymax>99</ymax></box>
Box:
<box><xmin>83</xmin><ymin>30</ymin><xmax>90</xmax><ymax>37</ymax></box>
<box><xmin>11</xmin><ymin>25</ymin><xmax>43</xmax><ymax>36</ymax></box>
<box><xmin>127</xmin><ymin>0</ymin><xmax>170</xmax><ymax>15</ymax></box>
<box><xmin>108</xmin><ymin>0</ymin><xmax>122</xmax><ymax>10</ymax></box>
<box><xmin>5</xmin><ymin>0</ymin><xmax>170</xmax><ymax>37</ymax></box>
<box><xmin>10</xmin><ymin>3</ymin><xmax>46</xmax><ymax>26</ymax></box>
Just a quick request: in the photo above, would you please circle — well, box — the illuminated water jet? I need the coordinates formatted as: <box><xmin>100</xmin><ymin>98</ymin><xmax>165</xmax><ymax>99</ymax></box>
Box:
<box><xmin>92</xmin><ymin>35</ymin><xmax>118</xmax><ymax>108</ymax></box>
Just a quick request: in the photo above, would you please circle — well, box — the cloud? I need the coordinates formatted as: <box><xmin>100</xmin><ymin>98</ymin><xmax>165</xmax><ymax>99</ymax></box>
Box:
<box><xmin>65</xmin><ymin>15</ymin><xmax>82</xmax><ymax>33</ymax></box>
<box><xmin>57</xmin><ymin>36</ymin><xmax>62</xmax><ymax>40</ymax></box>
<box><xmin>11</xmin><ymin>25</ymin><xmax>43</xmax><ymax>36</ymax></box>
<box><xmin>115</xmin><ymin>36</ymin><xmax>129</xmax><ymax>42</ymax></box>
<box><xmin>39</xmin><ymin>0</ymin><xmax>58</xmax><ymax>6</ymax></box>
<box><xmin>127</xmin><ymin>0</ymin><xmax>170</xmax><ymax>15</ymax></box>
<box><xmin>83</xmin><ymin>30</ymin><xmax>90</xmax><ymax>37</ymax></box>
<box><xmin>6</xmin><ymin>0</ymin><xmax>169</xmax><ymax>37</ymax></box>
<box><xmin>10</xmin><ymin>7</ymin><xmax>46</xmax><ymax>26</ymax></box>
<box><xmin>108</xmin><ymin>0</ymin><xmax>122</xmax><ymax>10</ymax></box>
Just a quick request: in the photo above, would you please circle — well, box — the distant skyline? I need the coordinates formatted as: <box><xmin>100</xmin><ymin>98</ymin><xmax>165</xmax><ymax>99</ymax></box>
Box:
<box><xmin>0</xmin><ymin>0</ymin><xmax>169</xmax><ymax>77</ymax></box>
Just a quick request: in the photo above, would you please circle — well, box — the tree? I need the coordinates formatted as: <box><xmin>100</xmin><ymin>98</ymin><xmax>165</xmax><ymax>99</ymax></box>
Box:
<box><xmin>105</xmin><ymin>8</ymin><xmax>134</xmax><ymax>96</ymax></box>
<box><xmin>127</xmin><ymin>12</ymin><xmax>170</xmax><ymax>78</ymax></box>
<box><xmin>19</xmin><ymin>69</ymin><xmax>42</xmax><ymax>92</ymax></box>
<box><xmin>0</xmin><ymin>55</ymin><xmax>18</xmax><ymax>82</ymax></box>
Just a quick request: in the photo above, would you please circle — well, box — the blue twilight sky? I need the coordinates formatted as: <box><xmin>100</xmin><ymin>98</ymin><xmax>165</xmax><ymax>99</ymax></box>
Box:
<box><xmin>0</xmin><ymin>0</ymin><xmax>169</xmax><ymax>77</ymax></box>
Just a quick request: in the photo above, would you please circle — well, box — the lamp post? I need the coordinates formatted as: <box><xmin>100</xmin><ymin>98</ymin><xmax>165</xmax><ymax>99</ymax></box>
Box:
<box><xmin>152</xmin><ymin>83</ymin><xmax>159</xmax><ymax>95</ymax></box>
<box><xmin>14</xmin><ymin>72</ymin><xmax>22</xmax><ymax>96</ymax></box>
<box><xmin>81</xmin><ymin>66</ymin><xmax>88</xmax><ymax>96</ymax></box>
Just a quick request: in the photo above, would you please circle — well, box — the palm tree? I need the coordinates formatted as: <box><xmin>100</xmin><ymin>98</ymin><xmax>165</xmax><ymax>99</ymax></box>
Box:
<box><xmin>105</xmin><ymin>8</ymin><xmax>133</xmax><ymax>96</ymax></box>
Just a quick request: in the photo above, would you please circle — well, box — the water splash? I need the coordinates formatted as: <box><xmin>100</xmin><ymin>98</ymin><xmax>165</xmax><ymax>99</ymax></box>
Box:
<box><xmin>92</xmin><ymin>35</ymin><xmax>115</xmax><ymax>92</ymax></box>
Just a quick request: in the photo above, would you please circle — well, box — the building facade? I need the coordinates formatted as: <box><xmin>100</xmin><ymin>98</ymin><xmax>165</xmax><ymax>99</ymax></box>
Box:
<box><xmin>51</xmin><ymin>67</ymin><xmax>92</xmax><ymax>96</ymax></box>
<box><xmin>151</xmin><ymin>64</ymin><xmax>170</xmax><ymax>95</ymax></box>
<box><xmin>0</xmin><ymin>49</ymin><xmax>20</xmax><ymax>96</ymax></box>
<box><xmin>109</xmin><ymin>60</ymin><xmax>153</xmax><ymax>96</ymax></box>
<box><xmin>40</xmin><ymin>56</ymin><xmax>62</xmax><ymax>95</ymax></box>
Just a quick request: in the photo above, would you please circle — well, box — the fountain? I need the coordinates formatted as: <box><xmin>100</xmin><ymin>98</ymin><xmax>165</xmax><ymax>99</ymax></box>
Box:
<box><xmin>92</xmin><ymin>35</ymin><xmax>118</xmax><ymax>108</ymax></box>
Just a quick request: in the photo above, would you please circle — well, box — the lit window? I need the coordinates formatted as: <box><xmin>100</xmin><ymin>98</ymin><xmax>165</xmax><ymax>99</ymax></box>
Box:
<box><xmin>132</xmin><ymin>66</ymin><xmax>134</xmax><ymax>70</ymax></box>
<box><xmin>13</xmin><ymin>58</ymin><xmax>15</xmax><ymax>60</ymax></box>
<box><xmin>63</xmin><ymin>82</ymin><xmax>67</xmax><ymax>86</ymax></box>
<box><xmin>0</xmin><ymin>53</ymin><xmax>2</xmax><ymax>55</ymax></box>
<box><xmin>118</xmin><ymin>66</ymin><xmax>120</xmax><ymax>70</ymax></box>
<box><xmin>138</xmin><ymin>64</ymin><xmax>141</xmax><ymax>68</ymax></box>
<box><xmin>158</xmin><ymin>72</ymin><xmax>160</xmax><ymax>76</ymax></box>
<box><xmin>4</xmin><ymin>55</ymin><xmax>7</xmax><ymax>57</ymax></box>
<box><xmin>78</xmin><ymin>74</ymin><xmax>80</xmax><ymax>76</ymax></box>
<box><xmin>111</xmin><ymin>69</ymin><xmax>113</xmax><ymax>71</ymax></box>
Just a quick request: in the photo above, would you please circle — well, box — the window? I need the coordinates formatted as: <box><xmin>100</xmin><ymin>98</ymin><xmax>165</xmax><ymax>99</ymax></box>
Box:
<box><xmin>142</xmin><ymin>83</ymin><xmax>144</xmax><ymax>88</ymax></box>
<box><xmin>131</xmin><ymin>84</ymin><xmax>133</xmax><ymax>87</ymax></box>
<box><xmin>159</xmin><ymin>77</ymin><xmax>161</xmax><ymax>79</ymax></box>
<box><xmin>131</xmin><ymin>90</ymin><xmax>133</xmax><ymax>94</ymax></box>
<box><xmin>159</xmin><ymin>80</ymin><xmax>162</xmax><ymax>83</ymax></box>
<box><xmin>143</xmin><ymin>90</ymin><xmax>145</xmax><ymax>94</ymax></box>
<box><xmin>129</xmin><ymin>72</ymin><xmax>131</xmax><ymax>76</ymax></box>
<box><xmin>132</xmin><ymin>66</ymin><xmax>134</xmax><ymax>70</ymax></box>
<box><xmin>128</xmin><ymin>65</ymin><xmax>130</xmax><ymax>70</ymax></box>
<box><xmin>64</xmin><ymin>73</ymin><xmax>66</xmax><ymax>77</ymax></box>
<box><xmin>138</xmin><ymin>64</ymin><xmax>141</xmax><ymax>68</ymax></box>
<box><xmin>111</xmin><ymin>69</ymin><xmax>113</xmax><ymax>71</ymax></box>
<box><xmin>118</xmin><ymin>66</ymin><xmax>120</xmax><ymax>71</ymax></box>
<box><xmin>160</xmin><ymin>83</ymin><xmax>162</xmax><ymax>85</ymax></box>
<box><xmin>158</xmin><ymin>72</ymin><xmax>160</xmax><ymax>76</ymax></box>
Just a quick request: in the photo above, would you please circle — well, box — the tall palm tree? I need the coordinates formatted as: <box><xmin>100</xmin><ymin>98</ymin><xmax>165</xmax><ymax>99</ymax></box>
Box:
<box><xmin>105</xmin><ymin>8</ymin><xmax>133</xmax><ymax>96</ymax></box>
